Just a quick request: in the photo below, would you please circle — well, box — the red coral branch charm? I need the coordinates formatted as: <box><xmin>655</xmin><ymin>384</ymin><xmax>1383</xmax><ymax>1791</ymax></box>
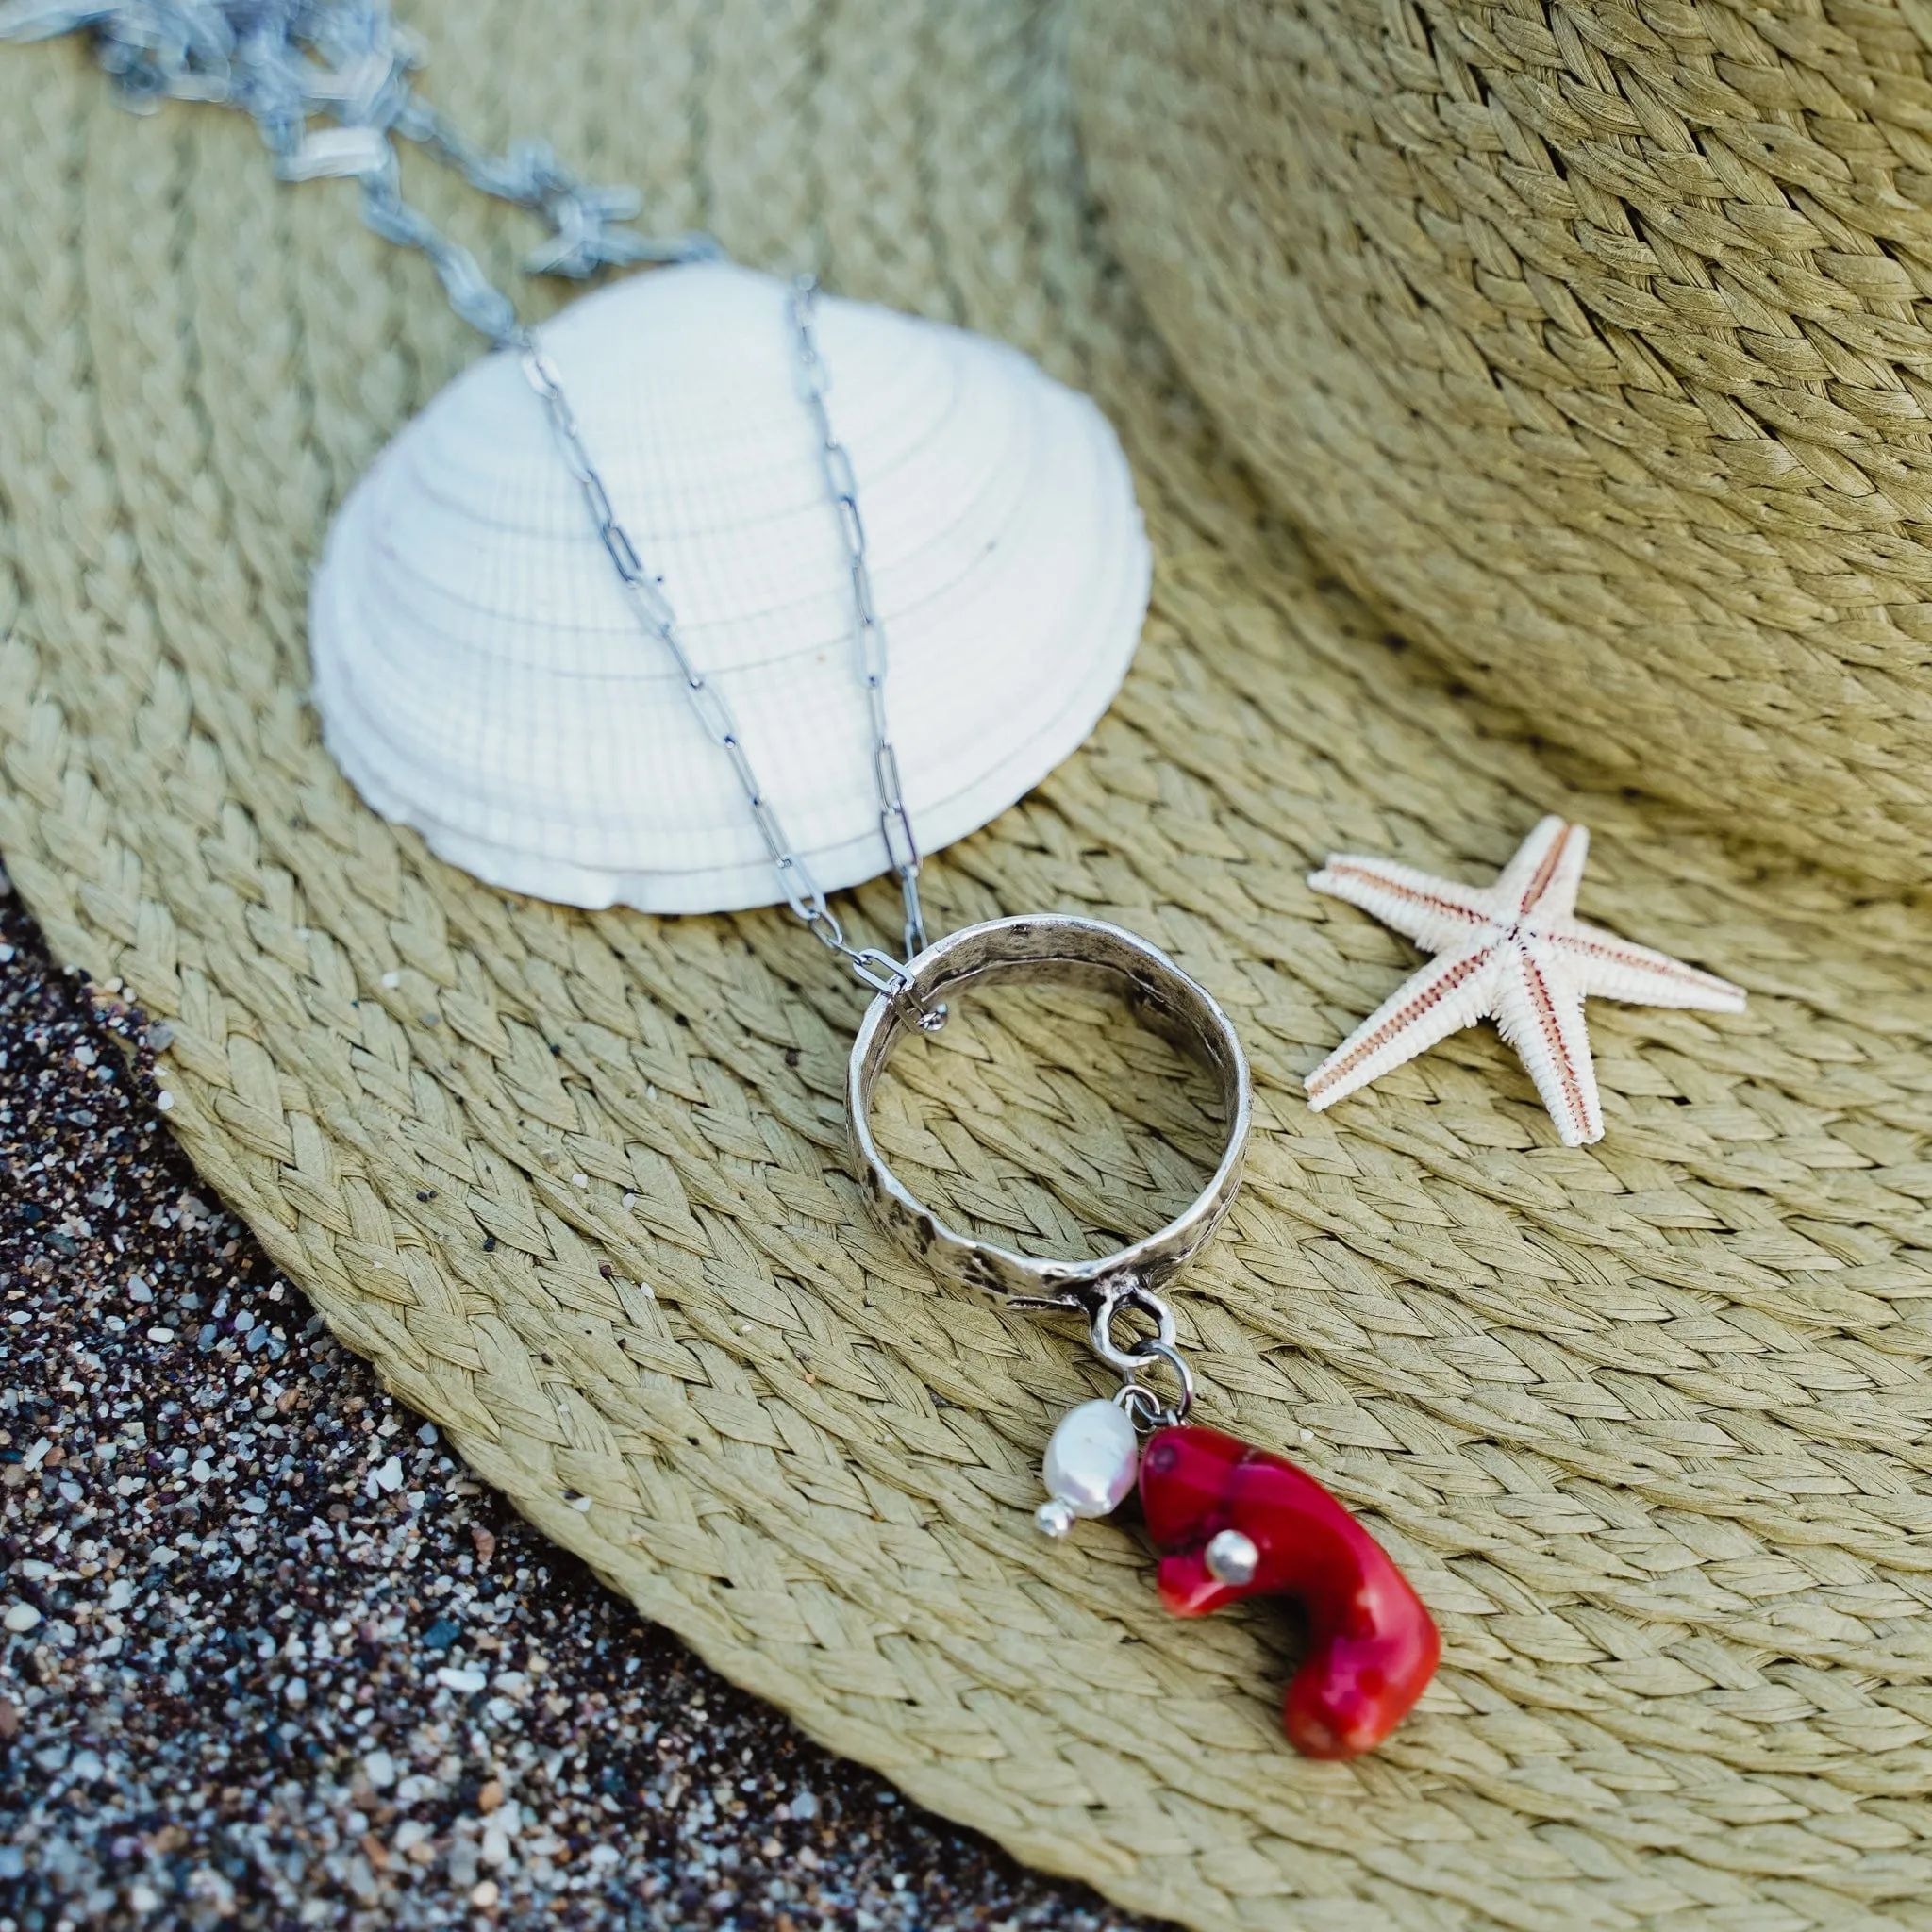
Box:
<box><xmin>1139</xmin><ymin>1424</ymin><xmax>1440</xmax><ymax>1758</ymax></box>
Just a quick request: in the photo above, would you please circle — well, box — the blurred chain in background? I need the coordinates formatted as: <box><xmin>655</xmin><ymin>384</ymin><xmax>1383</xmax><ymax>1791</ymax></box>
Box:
<box><xmin>0</xmin><ymin>0</ymin><xmax>716</xmax><ymax>341</ymax></box>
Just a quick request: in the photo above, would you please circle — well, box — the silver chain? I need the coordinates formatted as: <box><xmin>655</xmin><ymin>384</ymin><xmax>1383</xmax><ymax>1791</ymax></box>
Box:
<box><xmin>518</xmin><ymin>322</ymin><xmax>941</xmax><ymax>1022</ymax></box>
<box><xmin>787</xmin><ymin>279</ymin><xmax>928</xmax><ymax>965</ymax></box>
<box><xmin>0</xmin><ymin>0</ymin><xmax>720</xmax><ymax>341</ymax></box>
<box><xmin>7</xmin><ymin>0</ymin><xmax>940</xmax><ymax>1006</ymax></box>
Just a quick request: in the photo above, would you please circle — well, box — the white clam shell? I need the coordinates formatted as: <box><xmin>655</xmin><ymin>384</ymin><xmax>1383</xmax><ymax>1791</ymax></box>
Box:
<box><xmin>310</xmin><ymin>260</ymin><xmax>1151</xmax><ymax>913</ymax></box>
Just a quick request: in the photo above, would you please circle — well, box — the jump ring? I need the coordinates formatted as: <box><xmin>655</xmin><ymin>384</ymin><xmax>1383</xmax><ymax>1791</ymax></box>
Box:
<box><xmin>1088</xmin><ymin>1280</ymin><xmax>1178</xmax><ymax>1374</ymax></box>
<box><xmin>1120</xmin><ymin>1340</ymin><xmax>1195</xmax><ymax>1427</ymax></box>
<box><xmin>1113</xmin><ymin>1382</ymin><xmax>1168</xmax><ymax>1430</ymax></box>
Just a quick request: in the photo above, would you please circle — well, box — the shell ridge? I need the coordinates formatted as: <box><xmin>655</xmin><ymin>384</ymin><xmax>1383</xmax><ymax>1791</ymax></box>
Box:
<box><xmin>311</xmin><ymin>261</ymin><xmax>1151</xmax><ymax>911</ymax></box>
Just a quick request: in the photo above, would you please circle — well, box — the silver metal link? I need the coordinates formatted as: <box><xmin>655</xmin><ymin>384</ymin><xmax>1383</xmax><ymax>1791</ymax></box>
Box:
<box><xmin>1118</xmin><ymin>1340</ymin><xmax>1195</xmax><ymax>1430</ymax></box>
<box><xmin>858</xmin><ymin>622</ymin><xmax>889</xmax><ymax>691</ymax></box>
<box><xmin>824</xmin><ymin>443</ymin><xmax>858</xmax><ymax>506</ymax></box>
<box><xmin>681</xmin><ymin>676</ymin><xmax>737</xmax><ymax>749</ymax></box>
<box><xmin>1088</xmin><ymin>1279</ymin><xmax>1179</xmax><ymax>1374</ymax></box>
<box><xmin>785</xmin><ymin>275</ymin><xmax>931</xmax><ymax>965</ymax></box>
<box><xmin>619</xmin><ymin>576</ymin><xmax>677</xmax><ymax>637</ymax></box>
<box><xmin>1089</xmin><ymin>1280</ymin><xmax>1194</xmax><ymax>1429</ymax></box>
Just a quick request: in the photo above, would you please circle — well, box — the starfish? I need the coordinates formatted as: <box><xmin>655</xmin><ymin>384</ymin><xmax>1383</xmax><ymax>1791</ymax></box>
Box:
<box><xmin>1304</xmin><ymin>816</ymin><xmax>1745</xmax><ymax>1146</ymax></box>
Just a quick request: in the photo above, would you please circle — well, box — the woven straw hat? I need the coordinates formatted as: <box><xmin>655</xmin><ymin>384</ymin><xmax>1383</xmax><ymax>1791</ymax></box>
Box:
<box><xmin>5</xmin><ymin>4</ymin><xmax>1932</xmax><ymax>1927</ymax></box>
<box><xmin>1075</xmin><ymin>0</ymin><xmax>1932</xmax><ymax>889</ymax></box>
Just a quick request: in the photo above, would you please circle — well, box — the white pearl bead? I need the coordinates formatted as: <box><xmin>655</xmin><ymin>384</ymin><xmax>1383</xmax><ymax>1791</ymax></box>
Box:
<box><xmin>1041</xmin><ymin>1399</ymin><xmax>1140</xmax><ymax>1520</ymax></box>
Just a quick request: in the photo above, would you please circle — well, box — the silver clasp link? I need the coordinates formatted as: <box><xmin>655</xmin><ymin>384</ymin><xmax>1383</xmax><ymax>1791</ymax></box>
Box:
<box><xmin>792</xmin><ymin>899</ymin><xmax>943</xmax><ymax>1030</ymax></box>
<box><xmin>846</xmin><ymin>948</ymin><xmax>948</xmax><ymax>1034</ymax></box>
<box><xmin>847</xmin><ymin>946</ymin><xmax>911</xmax><ymax>999</ymax></box>
<box><xmin>1088</xmin><ymin>1277</ymin><xmax>1195</xmax><ymax>1432</ymax></box>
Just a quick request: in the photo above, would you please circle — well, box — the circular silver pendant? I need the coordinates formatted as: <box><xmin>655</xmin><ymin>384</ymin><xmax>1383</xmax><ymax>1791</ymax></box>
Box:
<box><xmin>846</xmin><ymin>913</ymin><xmax>1252</xmax><ymax>1308</ymax></box>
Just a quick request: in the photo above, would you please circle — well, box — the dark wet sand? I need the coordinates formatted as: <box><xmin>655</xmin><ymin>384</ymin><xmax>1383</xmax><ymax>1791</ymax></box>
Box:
<box><xmin>0</xmin><ymin>871</ymin><xmax>1160</xmax><ymax>1931</ymax></box>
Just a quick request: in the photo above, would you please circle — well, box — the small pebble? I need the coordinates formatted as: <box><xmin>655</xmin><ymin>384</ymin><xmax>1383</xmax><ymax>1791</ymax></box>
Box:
<box><xmin>4</xmin><ymin>1603</ymin><xmax>42</xmax><ymax>1633</ymax></box>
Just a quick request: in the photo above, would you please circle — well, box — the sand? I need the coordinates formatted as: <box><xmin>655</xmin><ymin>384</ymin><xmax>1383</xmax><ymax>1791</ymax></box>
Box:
<box><xmin>0</xmin><ymin>867</ymin><xmax>1159</xmax><ymax>1931</ymax></box>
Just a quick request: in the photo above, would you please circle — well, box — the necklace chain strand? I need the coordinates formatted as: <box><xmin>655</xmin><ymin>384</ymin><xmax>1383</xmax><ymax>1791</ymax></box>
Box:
<box><xmin>787</xmin><ymin>279</ymin><xmax>929</xmax><ymax>965</ymax></box>
<box><xmin>517</xmin><ymin>326</ymin><xmax>937</xmax><ymax>1013</ymax></box>
<box><xmin>6</xmin><ymin>0</ymin><xmax>937</xmax><ymax>998</ymax></box>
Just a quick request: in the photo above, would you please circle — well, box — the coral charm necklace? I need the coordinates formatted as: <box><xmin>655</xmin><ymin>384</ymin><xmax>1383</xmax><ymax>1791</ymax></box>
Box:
<box><xmin>15</xmin><ymin>0</ymin><xmax>1441</xmax><ymax>1756</ymax></box>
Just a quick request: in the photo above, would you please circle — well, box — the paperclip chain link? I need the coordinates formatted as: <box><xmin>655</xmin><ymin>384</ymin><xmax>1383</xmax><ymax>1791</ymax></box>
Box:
<box><xmin>786</xmin><ymin>278</ymin><xmax>927</xmax><ymax>964</ymax></box>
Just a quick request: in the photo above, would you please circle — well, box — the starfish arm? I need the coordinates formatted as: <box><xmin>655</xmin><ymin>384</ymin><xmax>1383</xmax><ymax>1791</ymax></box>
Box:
<box><xmin>1550</xmin><ymin>921</ymin><xmax>1747</xmax><ymax>1011</ymax></box>
<box><xmin>1494</xmin><ymin>815</ymin><xmax>1589</xmax><ymax>923</ymax></box>
<box><xmin>1308</xmin><ymin>855</ymin><xmax>1497</xmax><ymax>954</ymax></box>
<box><xmin>1492</xmin><ymin>941</ymin><xmax>1604</xmax><ymax>1146</ymax></box>
<box><xmin>1305</xmin><ymin>944</ymin><xmax>1501</xmax><ymax>1113</ymax></box>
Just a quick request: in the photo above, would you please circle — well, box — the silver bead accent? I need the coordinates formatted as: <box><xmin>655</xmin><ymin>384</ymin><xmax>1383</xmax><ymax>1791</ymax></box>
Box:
<box><xmin>1034</xmin><ymin>1498</ymin><xmax>1076</xmax><ymax>1540</ymax></box>
<box><xmin>1205</xmin><ymin>1527</ymin><xmax>1259</xmax><ymax>1586</ymax></box>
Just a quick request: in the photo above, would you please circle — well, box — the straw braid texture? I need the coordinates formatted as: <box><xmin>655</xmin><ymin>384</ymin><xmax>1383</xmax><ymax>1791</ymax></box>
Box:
<box><xmin>6</xmin><ymin>6</ymin><xmax>1932</xmax><ymax>1927</ymax></box>
<box><xmin>1075</xmin><ymin>0</ymin><xmax>1932</xmax><ymax>889</ymax></box>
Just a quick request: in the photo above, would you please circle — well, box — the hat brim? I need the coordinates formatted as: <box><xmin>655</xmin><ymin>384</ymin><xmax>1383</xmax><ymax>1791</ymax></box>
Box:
<box><xmin>4</xmin><ymin>9</ymin><xmax>1930</xmax><ymax>1928</ymax></box>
